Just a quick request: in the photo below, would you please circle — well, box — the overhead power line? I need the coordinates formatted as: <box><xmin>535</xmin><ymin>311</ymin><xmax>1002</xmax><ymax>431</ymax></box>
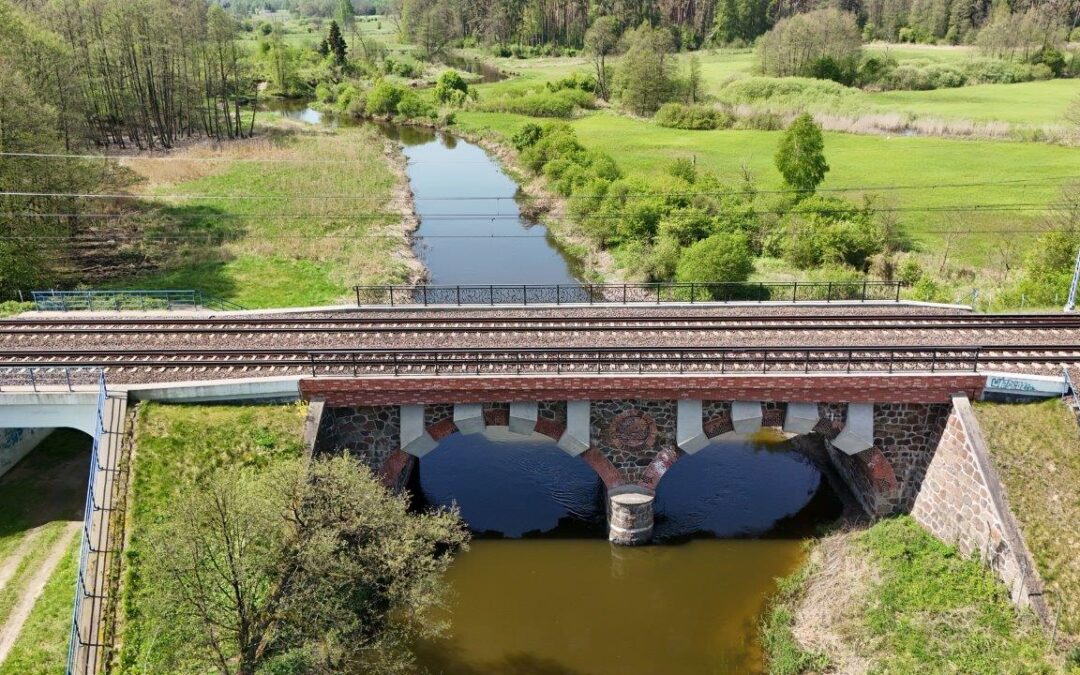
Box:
<box><xmin>1</xmin><ymin>176</ymin><xmax>1075</xmax><ymax>202</ymax></box>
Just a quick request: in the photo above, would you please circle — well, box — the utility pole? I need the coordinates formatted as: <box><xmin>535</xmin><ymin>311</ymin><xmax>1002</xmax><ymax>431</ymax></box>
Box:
<box><xmin>1067</xmin><ymin>244</ymin><xmax>1080</xmax><ymax>312</ymax></box>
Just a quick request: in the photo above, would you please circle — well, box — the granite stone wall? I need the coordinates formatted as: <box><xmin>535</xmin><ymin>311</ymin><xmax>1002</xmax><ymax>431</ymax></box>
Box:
<box><xmin>590</xmin><ymin>400</ymin><xmax>677</xmax><ymax>485</ymax></box>
<box><xmin>314</xmin><ymin>405</ymin><xmax>401</xmax><ymax>473</ymax></box>
<box><xmin>911</xmin><ymin>395</ymin><xmax>1048</xmax><ymax>618</ymax></box>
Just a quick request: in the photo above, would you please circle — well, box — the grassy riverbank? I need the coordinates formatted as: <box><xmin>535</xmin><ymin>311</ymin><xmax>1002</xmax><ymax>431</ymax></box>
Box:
<box><xmin>761</xmin><ymin>517</ymin><xmax>1063</xmax><ymax>674</ymax></box>
<box><xmin>974</xmin><ymin>399</ymin><xmax>1080</xmax><ymax>639</ymax></box>
<box><xmin>117</xmin><ymin>403</ymin><xmax>307</xmax><ymax>672</ymax></box>
<box><xmin>111</xmin><ymin>120</ymin><xmax>418</xmax><ymax>309</ymax></box>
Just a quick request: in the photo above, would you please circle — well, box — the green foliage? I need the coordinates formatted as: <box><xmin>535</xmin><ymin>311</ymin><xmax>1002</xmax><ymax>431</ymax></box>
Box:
<box><xmin>775</xmin><ymin>113</ymin><xmax>829</xmax><ymax>194</ymax></box>
<box><xmin>546</xmin><ymin>71</ymin><xmax>597</xmax><ymax>94</ymax></box>
<box><xmin>759</xmin><ymin>560</ymin><xmax>831</xmax><ymax>675</ymax></box>
<box><xmin>326</xmin><ymin>19</ymin><xmax>347</xmax><ymax>65</ymax></box>
<box><xmin>478</xmin><ymin>88</ymin><xmax>594</xmax><ymax>118</ymax></box>
<box><xmin>366</xmin><ymin>79</ymin><xmax>404</xmax><ymax>116</ymax></box>
<box><xmin>614</xmin><ymin>22</ymin><xmax>678</xmax><ymax>116</ymax></box>
<box><xmin>139</xmin><ymin>454</ymin><xmax>468</xmax><ymax>673</ymax></box>
<box><xmin>654</xmin><ymin>103</ymin><xmax>733</xmax><ymax>130</ymax></box>
<box><xmin>756</xmin><ymin>9</ymin><xmax>862</xmax><ymax>78</ymax></box>
<box><xmin>675</xmin><ymin>232</ymin><xmax>755</xmax><ymax>284</ymax></box>
<box><xmin>856</xmin><ymin>517</ymin><xmax>1055</xmax><ymax>673</ymax></box>
<box><xmin>779</xmin><ymin>195</ymin><xmax>884</xmax><ymax>270</ymax></box>
<box><xmin>396</xmin><ymin>89</ymin><xmax>435</xmax><ymax>119</ymax></box>
<box><xmin>511</xmin><ymin>123</ymin><xmax>544</xmax><ymax>151</ymax></box>
<box><xmin>434</xmin><ymin>69</ymin><xmax>469</xmax><ymax>105</ymax></box>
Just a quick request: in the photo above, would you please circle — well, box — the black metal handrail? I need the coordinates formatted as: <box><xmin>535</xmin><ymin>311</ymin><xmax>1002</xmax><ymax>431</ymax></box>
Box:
<box><xmin>353</xmin><ymin>281</ymin><xmax>906</xmax><ymax>306</ymax></box>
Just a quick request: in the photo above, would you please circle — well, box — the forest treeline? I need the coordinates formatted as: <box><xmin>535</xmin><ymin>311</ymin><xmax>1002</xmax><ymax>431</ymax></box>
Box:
<box><xmin>386</xmin><ymin>0</ymin><xmax>1079</xmax><ymax>53</ymax></box>
<box><xmin>0</xmin><ymin>0</ymin><xmax>259</xmax><ymax>296</ymax></box>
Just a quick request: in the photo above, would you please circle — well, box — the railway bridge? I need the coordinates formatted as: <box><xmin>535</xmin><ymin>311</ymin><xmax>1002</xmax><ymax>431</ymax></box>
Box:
<box><xmin>2</xmin><ymin>299</ymin><xmax>1079</xmax><ymax>671</ymax></box>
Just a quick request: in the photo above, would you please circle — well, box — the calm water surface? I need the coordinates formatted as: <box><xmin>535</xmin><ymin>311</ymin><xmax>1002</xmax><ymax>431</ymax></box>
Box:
<box><xmin>415</xmin><ymin>430</ymin><xmax>839</xmax><ymax>674</ymax></box>
<box><xmin>269</xmin><ymin>102</ymin><xmax>838</xmax><ymax>673</ymax></box>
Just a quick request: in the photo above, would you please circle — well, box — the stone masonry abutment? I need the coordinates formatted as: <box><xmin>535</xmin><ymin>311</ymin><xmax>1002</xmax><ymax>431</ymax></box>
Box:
<box><xmin>302</xmin><ymin>372</ymin><xmax>990</xmax><ymax>546</ymax></box>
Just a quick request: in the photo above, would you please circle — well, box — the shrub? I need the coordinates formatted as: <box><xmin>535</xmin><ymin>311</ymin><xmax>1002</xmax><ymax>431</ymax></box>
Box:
<box><xmin>314</xmin><ymin>81</ymin><xmax>335</xmax><ymax>104</ymax></box>
<box><xmin>780</xmin><ymin>196</ymin><xmax>885</xmax><ymax>270</ymax></box>
<box><xmin>477</xmin><ymin>88</ymin><xmax>594</xmax><ymax>118</ymax></box>
<box><xmin>396</xmin><ymin>90</ymin><xmax>434</xmax><ymax>119</ymax></box>
<box><xmin>654</xmin><ymin>103</ymin><xmax>733</xmax><ymax>130</ymax></box>
<box><xmin>546</xmin><ymin>72</ymin><xmax>596</xmax><ymax>93</ymax></box>
<box><xmin>434</xmin><ymin>69</ymin><xmax>469</xmax><ymax>104</ymax></box>
<box><xmin>366</xmin><ymin>80</ymin><xmax>405</xmax><ymax>116</ymax></box>
<box><xmin>512</xmin><ymin>123</ymin><xmax>544</xmax><ymax>151</ymax></box>
<box><xmin>675</xmin><ymin>232</ymin><xmax>755</xmax><ymax>284</ymax></box>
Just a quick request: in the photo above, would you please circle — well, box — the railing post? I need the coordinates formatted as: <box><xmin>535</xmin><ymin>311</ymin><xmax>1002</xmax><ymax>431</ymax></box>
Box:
<box><xmin>65</xmin><ymin>368</ymin><xmax>72</xmax><ymax>392</ymax></box>
<box><xmin>792</xmin><ymin>282</ymin><xmax>798</xmax><ymax>303</ymax></box>
<box><xmin>622</xmin><ymin>284</ymin><xmax>627</xmax><ymax>304</ymax></box>
<box><xmin>972</xmin><ymin>347</ymin><xmax>980</xmax><ymax>372</ymax></box>
<box><xmin>690</xmin><ymin>283</ymin><xmax>696</xmax><ymax>304</ymax></box>
<box><xmin>931</xmin><ymin>349</ymin><xmax>937</xmax><ymax>373</ymax></box>
<box><xmin>29</xmin><ymin>368</ymin><xmax>36</xmax><ymax>392</ymax></box>
<box><xmin>556</xmin><ymin>285</ymin><xmax>561</xmax><ymax>305</ymax></box>
<box><xmin>423</xmin><ymin>286</ymin><xmax>428</xmax><ymax>306</ymax></box>
<box><xmin>847</xmin><ymin>349</ymin><xmax>853</xmax><ymax>373</ymax></box>
<box><xmin>355</xmin><ymin>287</ymin><xmax>361</xmax><ymax>307</ymax></box>
<box><xmin>456</xmin><ymin>286</ymin><xmax>461</xmax><ymax>306</ymax></box>
<box><xmin>827</xmin><ymin>282</ymin><xmax>833</xmax><ymax>302</ymax></box>
<box><xmin>389</xmin><ymin>287</ymin><xmax>395</xmax><ymax>306</ymax></box>
<box><xmin>896</xmin><ymin>282</ymin><xmax>902</xmax><ymax>302</ymax></box>
<box><xmin>862</xmin><ymin>280</ymin><xmax>868</xmax><ymax>302</ymax></box>
<box><xmin>523</xmin><ymin>284</ymin><xmax>527</xmax><ymax>306</ymax></box>
<box><xmin>490</xmin><ymin>285</ymin><xmax>494</xmax><ymax>306</ymax></box>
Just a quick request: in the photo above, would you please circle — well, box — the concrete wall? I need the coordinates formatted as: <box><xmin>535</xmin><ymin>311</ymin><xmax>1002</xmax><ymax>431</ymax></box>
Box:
<box><xmin>911</xmin><ymin>395</ymin><xmax>1049</xmax><ymax>619</ymax></box>
<box><xmin>0</xmin><ymin>427</ymin><xmax>57</xmax><ymax>477</ymax></box>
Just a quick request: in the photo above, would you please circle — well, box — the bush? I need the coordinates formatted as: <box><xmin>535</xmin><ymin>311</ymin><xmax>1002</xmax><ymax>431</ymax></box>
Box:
<box><xmin>780</xmin><ymin>196</ymin><xmax>885</xmax><ymax>270</ymax></box>
<box><xmin>654</xmin><ymin>103</ymin><xmax>733</xmax><ymax>130</ymax></box>
<box><xmin>434</xmin><ymin>69</ymin><xmax>469</xmax><ymax>104</ymax></box>
<box><xmin>477</xmin><ymin>88</ymin><xmax>595</xmax><ymax>118</ymax></box>
<box><xmin>314</xmin><ymin>81</ymin><xmax>335</xmax><ymax>104</ymax></box>
<box><xmin>396</xmin><ymin>90</ymin><xmax>434</xmax><ymax>119</ymax></box>
<box><xmin>675</xmin><ymin>232</ymin><xmax>755</xmax><ymax>284</ymax></box>
<box><xmin>366</xmin><ymin>80</ymin><xmax>405</xmax><ymax>116</ymax></box>
<box><xmin>512</xmin><ymin>123</ymin><xmax>544</xmax><ymax>151</ymax></box>
<box><xmin>546</xmin><ymin>72</ymin><xmax>596</xmax><ymax>93</ymax></box>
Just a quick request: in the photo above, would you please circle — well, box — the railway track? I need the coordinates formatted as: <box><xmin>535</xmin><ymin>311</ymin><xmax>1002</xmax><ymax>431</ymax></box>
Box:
<box><xmin>2</xmin><ymin>344</ymin><xmax>1078</xmax><ymax>380</ymax></box>
<box><xmin>3</xmin><ymin>312</ymin><xmax>1080</xmax><ymax>338</ymax></box>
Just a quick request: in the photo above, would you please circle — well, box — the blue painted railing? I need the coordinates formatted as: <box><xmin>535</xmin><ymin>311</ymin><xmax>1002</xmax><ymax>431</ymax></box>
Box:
<box><xmin>65</xmin><ymin>370</ymin><xmax>108</xmax><ymax>675</ymax></box>
<box><xmin>32</xmin><ymin>290</ymin><xmax>244</xmax><ymax>312</ymax></box>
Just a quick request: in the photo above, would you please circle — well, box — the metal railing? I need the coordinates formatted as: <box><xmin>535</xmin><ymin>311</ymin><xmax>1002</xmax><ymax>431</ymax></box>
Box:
<box><xmin>32</xmin><ymin>290</ymin><xmax>245</xmax><ymax>313</ymax></box>
<box><xmin>303</xmin><ymin>344</ymin><xmax>999</xmax><ymax>377</ymax></box>
<box><xmin>0</xmin><ymin>366</ymin><xmax>105</xmax><ymax>392</ymax></box>
<box><xmin>66</xmin><ymin>370</ymin><xmax>114</xmax><ymax>675</ymax></box>
<box><xmin>353</xmin><ymin>281</ymin><xmax>906</xmax><ymax>306</ymax></box>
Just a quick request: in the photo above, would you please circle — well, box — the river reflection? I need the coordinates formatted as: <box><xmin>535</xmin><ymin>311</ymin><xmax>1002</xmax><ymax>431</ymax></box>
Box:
<box><xmin>415</xmin><ymin>429</ymin><xmax>841</xmax><ymax>674</ymax></box>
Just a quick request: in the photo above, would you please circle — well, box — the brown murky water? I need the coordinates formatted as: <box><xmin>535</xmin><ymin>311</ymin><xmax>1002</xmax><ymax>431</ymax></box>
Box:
<box><xmin>416</xmin><ymin>538</ymin><xmax>805</xmax><ymax>675</ymax></box>
<box><xmin>413</xmin><ymin>429</ymin><xmax>839</xmax><ymax>674</ymax></box>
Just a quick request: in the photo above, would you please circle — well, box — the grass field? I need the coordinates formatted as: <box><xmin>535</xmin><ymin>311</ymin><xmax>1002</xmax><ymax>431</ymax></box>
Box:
<box><xmin>454</xmin><ymin>109</ymin><xmax>1078</xmax><ymax>269</ymax></box>
<box><xmin>975</xmin><ymin>399</ymin><xmax>1080</xmax><ymax>637</ymax></box>
<box><xmin>762</xmin><ymin>517</ymin><xmax>1058</xmax><ymax>674</ymax></box>
<box><xmin>866</xmin><ymin>79</ymin><xmax>1080</xmax><ymax>125</ymax></box>
<box><xmin>0</xmin><ymin>430</ymin><xmax>89</xmax><ymax>673</ymax></box>
<box><xmin>114</xmin><ymin>121</ymin><xmax>415</xmax><ymax>308</ymax></box>
<box><xmin>118</xmin><ymin>403</ymin><xmax>307</xmax><ymax>672</ymax></box>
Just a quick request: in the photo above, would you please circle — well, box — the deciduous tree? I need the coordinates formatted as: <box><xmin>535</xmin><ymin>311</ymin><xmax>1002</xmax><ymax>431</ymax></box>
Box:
<box><xmin>774</xmin><ymin>113</ymin><xmax>829</xmax><ymax>195</ymax></box>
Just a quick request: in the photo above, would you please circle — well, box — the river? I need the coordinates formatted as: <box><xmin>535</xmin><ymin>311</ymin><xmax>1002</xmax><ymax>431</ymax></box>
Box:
<box><xmin>270</xmin><ymin>103</ymin><xmax>840</xmax><ymax>673</ymax></box>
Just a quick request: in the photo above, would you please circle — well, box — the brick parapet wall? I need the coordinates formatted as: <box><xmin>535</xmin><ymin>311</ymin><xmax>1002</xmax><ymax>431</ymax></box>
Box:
<box><xmin>300</xmin><ymin>374</ymin><xmax>986</xmax><ymax>407</ymax></box>
<box><xmin>911</xmin><ymin>395</ymin><xmax>1050</xmax><ymax>620</ymax></box>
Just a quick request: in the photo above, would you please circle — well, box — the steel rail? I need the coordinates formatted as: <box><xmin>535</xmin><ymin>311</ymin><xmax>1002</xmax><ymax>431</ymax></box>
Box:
<box><xmin>1</xmin><ymin>345</ymin><xmax>1077</xmax><ymax>374</ymax></box>
<box><xmin>3</xmin><ymin>313</ymin><xmax>1080</xmax><ymax>336</ymax></box>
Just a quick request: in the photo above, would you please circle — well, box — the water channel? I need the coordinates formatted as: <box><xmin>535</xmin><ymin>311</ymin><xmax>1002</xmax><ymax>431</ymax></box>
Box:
<box><xmin>271</xmin><ymin>102</ymin><xmax>842</xmax><ymax>673</ymax></box>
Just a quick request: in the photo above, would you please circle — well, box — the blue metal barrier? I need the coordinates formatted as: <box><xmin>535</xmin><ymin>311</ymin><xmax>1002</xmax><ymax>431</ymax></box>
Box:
<box><xmin>32</xmin><ymin>290</ymin><xmax>244</xmax><ymax>312</ymax></box>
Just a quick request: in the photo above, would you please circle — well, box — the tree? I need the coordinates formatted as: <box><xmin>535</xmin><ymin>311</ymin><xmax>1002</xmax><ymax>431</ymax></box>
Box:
<box><xmin>433</xmin><ymin>69</ymin><xmax>469</xmax><ymax>104</ymax></box>
<box><xmin>614</xmin><ymin>22</ymin><xmax>677</xmax><ymax>116</ymax></box>
<box><xmin>336</xmin><ymin>0</ymin><xmax>356</xmax><ymax>34</ymax></box>
<box><xmin>327</xmin><ymin>20</ymin><xmax>348</xmax><ymax>65</ymax></box>
<box><xmin>676</xmin><ymin>232</ymin><xmax>755</xmax><ymax>284</ymax></box>
<box><xmin>756</xmin><ymin>8</ymin><xmax>862</xmax><ymax>77</ymax></box>
<box><xmin>143</xmin><ymin>455</ymin><xmax>469</xmax><ymax>674</ymax></box>
<box><xmin>686</xmin><ymin>53</ymin><xmax>703</xmax><ymax>104</ymax></box>
<box><xmin>584</xmin><ymin>16</ymin><xmax>620</xmax><ymax>101</ymax></box>
<box><xmin>775</xmin><ymin>113</ymin><xmax>829</xmax><ymax>195</ymax></box>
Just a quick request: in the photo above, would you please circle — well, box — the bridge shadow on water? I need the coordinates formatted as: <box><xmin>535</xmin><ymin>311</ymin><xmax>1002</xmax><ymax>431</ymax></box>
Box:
<box><xmin>407</xmin><ymin>428</ymin><xmax>845</xmax><ymax>675</ymax></box>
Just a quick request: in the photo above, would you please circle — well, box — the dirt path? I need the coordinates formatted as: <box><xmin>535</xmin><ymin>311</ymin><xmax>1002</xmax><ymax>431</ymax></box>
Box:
<box><xmin>0</xmin><ymin>521</ymin><xmax>80</xmax><ymax>663</ymax></box>
<box><xmin>0</xmin><ymin>529</ymin><xmax>44</xmax><ymax>596</ymax></box>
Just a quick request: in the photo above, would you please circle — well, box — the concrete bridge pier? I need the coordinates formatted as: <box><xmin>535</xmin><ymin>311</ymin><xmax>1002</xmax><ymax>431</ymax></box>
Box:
<box><xmin>607</xmin><ymin>485</ymin><xmax>655</xmax><ymax>545</ymax></box>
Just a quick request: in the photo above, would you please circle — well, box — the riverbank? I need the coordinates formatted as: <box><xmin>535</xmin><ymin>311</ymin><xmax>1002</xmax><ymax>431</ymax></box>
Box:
<box><xmin>111</xmin><ymin>117</ymin><xmax>422</xmax><ymax>308</ymax></box>
<box><xmin>762</xmin><ymin>517</ymin><xmax>1065</xmax><ymax>674</ymax></box>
